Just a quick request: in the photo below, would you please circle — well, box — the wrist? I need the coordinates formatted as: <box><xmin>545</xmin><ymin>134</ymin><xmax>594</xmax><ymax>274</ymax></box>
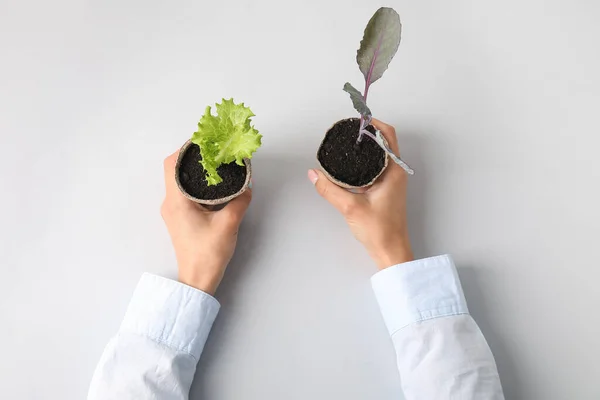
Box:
<box><xmin>178</xmin><ymin>269</ymin><xmax>224</xmax><ymax>296</ymax></box>
<box><xmin>372</xmin><ymin>240</ymin><xmax>414</xmax><ymax>270</ymax></box>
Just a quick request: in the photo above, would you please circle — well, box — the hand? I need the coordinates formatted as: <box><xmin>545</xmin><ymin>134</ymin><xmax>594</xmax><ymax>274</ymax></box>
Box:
<box><xmin>161</xmin><ymin>151</ymin><xmax>252</xmax><ymax>295</ymax></box>
<box><xmin>309</xmin><ymin>119</ymin><xmax>413</xmax><ymax>270</ymax></box>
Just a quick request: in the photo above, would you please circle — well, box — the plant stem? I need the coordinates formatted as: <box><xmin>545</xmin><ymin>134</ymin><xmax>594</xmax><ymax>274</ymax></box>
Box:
<box><xmin>357</xmin><ymin>34</ymin><xmax>384</xmax><ymax>143</ymax></box>
<box><xmin>360</xmin><ymin>129</ymin><xmax>415</xmax><ymax>175</ymax></box>
<box><xmin>363</xmin><ymin>33</ymin><xmax>383</xmax><ymax>101</ymax></box>
<box><xmin>357</xmin><ymin>120</ymin><xmax>365</xmax><ymax>143</ymax></box>
<box><xmin>357</xmin><ymin>88</ymin><xmax>370</xmax><ymax>144</ymax></box>
<box><xmin>358</xmin><ymin>114</ymin><xmax>366</xmax><ymax>143</ymax></box>
<box><xmin>359</xmin><ymin>128</ymin><xmax>377</xmax><ymax>142</ymax></box>
<box><xmin>357</xmin><ymin>113</ymin><xmax>371</xmax><ymax>144</ymax></box>
<box><xmin>357</xmin><ymin>86</ymin><xmax>371</xmax><ymax>144</ymax></box>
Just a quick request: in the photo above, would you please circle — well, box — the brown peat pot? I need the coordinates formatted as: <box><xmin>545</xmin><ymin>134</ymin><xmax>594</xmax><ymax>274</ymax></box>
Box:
<box><xmin>317</xmin><ymin>118</ymin><xmax>389</xmax><ymax>189</ymax></box>
<box><xmin>175</xmin><ymin>140</ymin><xmax>252</xmax><ymax>208</ymax></box>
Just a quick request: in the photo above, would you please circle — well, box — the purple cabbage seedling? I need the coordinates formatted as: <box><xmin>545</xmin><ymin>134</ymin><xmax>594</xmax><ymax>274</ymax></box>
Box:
<box><xmin>343</xmin><ymin>7</ymin><xmax>414</xmax><ymax>175</ymax></box>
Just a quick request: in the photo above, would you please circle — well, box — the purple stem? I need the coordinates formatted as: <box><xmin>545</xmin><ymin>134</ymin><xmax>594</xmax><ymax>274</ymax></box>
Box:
<box><xmin>357</xmin><ymin>33</ymin><xmax>385</xmax><ymax>143</ymax></box>
<box><xmin>359</xmin><ymin>129</ymin><xmax>377</xmax><ymax>142</ymax></box>
<box><xmin>357</xmin><ymin>117</ymin><xmax>365</xmax><ymax>143</ymax></box>
<box><xmin>363</xmin><ymin>34</ymin><xmax>383</xmax><ymax>100</ymax></box>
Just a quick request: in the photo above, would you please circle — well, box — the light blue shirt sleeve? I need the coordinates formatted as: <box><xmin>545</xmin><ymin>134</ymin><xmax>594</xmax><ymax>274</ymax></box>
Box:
<box><xmin>88</xmin><ymin>255</ymin><xmax>504</xmax><ymax>400</ymax></box>
<box><xmin>87</xmin><ymin>273</ymin><xmax>220</xmax><ymax>400</ymax></box>
<box><xmin>371</xmin><ymin>255</ymin><xmax>505</xmax><ymax>400</ymax></box>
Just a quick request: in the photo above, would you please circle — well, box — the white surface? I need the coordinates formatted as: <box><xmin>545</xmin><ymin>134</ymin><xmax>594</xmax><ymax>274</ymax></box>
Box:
<box><xmin>1</xmin><ymin>1</ymin><xmax>599</xmax><ymax>399</ymax></box>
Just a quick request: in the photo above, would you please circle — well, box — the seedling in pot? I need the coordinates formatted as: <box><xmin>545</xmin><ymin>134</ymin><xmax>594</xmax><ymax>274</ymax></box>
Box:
<box><xmin>175</xmin><ymin>99</ymin><xmax>262</xmax><ymax>206</ymax></box>
<box><xmin>343</xmin><ymin>7</ymin><xmax>413</xmax><ymax>175</ymax></box>
<box><xmin>317</xmin><ymin>7</ymin><xmax>413</xmax><ymax>190</ymax></box>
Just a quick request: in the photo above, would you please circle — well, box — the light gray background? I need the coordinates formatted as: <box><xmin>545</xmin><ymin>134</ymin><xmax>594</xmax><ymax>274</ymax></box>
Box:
<box><xmin>1</xmin><ymin>0</ymin><xmax>599</xmax><ymax>399</ymax></box>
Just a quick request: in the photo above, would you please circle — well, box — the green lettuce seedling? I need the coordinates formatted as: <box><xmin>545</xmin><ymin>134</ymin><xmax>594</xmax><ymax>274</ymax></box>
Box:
<box><xmin>343</xmin><ymin>7</ymin><xmax>414</xmax><ymax>175</ymax></box>
<box><xmin>191</xmin><ymin>99</ymin><xmax>262</xmax><ymax>186</ymax></box>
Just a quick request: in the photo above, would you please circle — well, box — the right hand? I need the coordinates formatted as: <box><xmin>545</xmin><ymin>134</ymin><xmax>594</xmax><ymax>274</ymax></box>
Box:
<box><xmin>308</xmin><ymin>118</ymin><xmax>413</xmax><ymax>270</ymax></box>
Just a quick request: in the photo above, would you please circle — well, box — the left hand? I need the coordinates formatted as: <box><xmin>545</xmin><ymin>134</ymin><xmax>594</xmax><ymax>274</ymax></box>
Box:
<box><xmin>161</xmin><ymin>150</ymin><xmax>252</xmax><ymax>295</ymax></box>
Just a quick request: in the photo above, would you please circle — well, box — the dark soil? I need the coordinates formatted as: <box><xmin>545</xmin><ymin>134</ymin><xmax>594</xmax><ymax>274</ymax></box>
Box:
<box><xmin>178</xmin><ymin>144</ymin><xmax>247</xmax><ymax>200</ymax></box>
<box><xmin>317</xmin><ymin>118</ymin><xmax>386</xmax><ymax>186</ymax></box>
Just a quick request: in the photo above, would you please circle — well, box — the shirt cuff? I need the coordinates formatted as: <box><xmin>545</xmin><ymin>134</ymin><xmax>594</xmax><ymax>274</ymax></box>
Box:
<box><xmin>371</xmin><ymin>254</ymin><xmax>469</xmax><ymax>336</ymax></box>
<box><xmin>119</xmin><ymin>273</ymin><xmax>220</xmax><ymax>361</ymax></box>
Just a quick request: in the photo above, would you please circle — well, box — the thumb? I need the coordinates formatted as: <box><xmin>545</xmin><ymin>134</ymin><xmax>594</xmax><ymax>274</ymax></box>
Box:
<box><xmin>308</xmin><ymin>169</ymin><xmax>358</xmax><ymax>214</ymax></box>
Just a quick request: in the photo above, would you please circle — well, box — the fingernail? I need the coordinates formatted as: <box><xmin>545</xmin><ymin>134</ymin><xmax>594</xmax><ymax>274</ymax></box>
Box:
<box><xmin>248</xmin><ymin>180</ymin><xmax>253</xmax><ymax>189</ymax></box>
<box><xmin>307</xmin><ymin>169</ymin><xmax>319</xmax><ymax>185</ymax></box>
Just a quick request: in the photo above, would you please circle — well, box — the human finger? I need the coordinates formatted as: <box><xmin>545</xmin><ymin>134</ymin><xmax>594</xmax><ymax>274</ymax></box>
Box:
<box><xmin>309</xmin><ymin>169</ymin><xmax>363</xmax><ymax>216</ymax></box>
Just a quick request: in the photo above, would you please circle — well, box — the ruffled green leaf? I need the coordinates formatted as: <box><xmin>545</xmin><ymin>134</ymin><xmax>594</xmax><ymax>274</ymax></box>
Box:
<box><xmin>191</xmin><ymin>99</ymin><xmax>262</xmax><ymax>185</ymax></box>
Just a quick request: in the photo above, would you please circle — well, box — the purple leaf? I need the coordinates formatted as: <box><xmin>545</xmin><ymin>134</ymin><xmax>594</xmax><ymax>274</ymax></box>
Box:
<box><xmin>357</xmin><ymin>8</ymin><xmax>402</xmax><ymax>100</ymax></box>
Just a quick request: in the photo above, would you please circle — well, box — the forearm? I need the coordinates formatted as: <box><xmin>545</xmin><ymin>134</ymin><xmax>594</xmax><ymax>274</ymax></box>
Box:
<box><xmin>88</xmin><ymin>273</ymin><xmax>220</xmax><ymax>400</ymax></box>
<box><xmin>371</xmin><ymin>255</ymin><xmax>504</xmax><ymax>400</ymax></box>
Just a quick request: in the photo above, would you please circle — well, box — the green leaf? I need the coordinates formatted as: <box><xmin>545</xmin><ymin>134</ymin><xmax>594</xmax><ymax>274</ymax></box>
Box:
<box><xmin>357</xmin><ymin>7</ymin><xmax>401</xmax><ymax>86</ymax></box>
<box><xmin>343</xmin><ymin>82</ymin><xmax>371</xmax><ymax>117</ymax></box>
<box><xmin>191</xmin><ymin>98</ymin><xmax>262</xmax><ymax>186</ymax></box>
